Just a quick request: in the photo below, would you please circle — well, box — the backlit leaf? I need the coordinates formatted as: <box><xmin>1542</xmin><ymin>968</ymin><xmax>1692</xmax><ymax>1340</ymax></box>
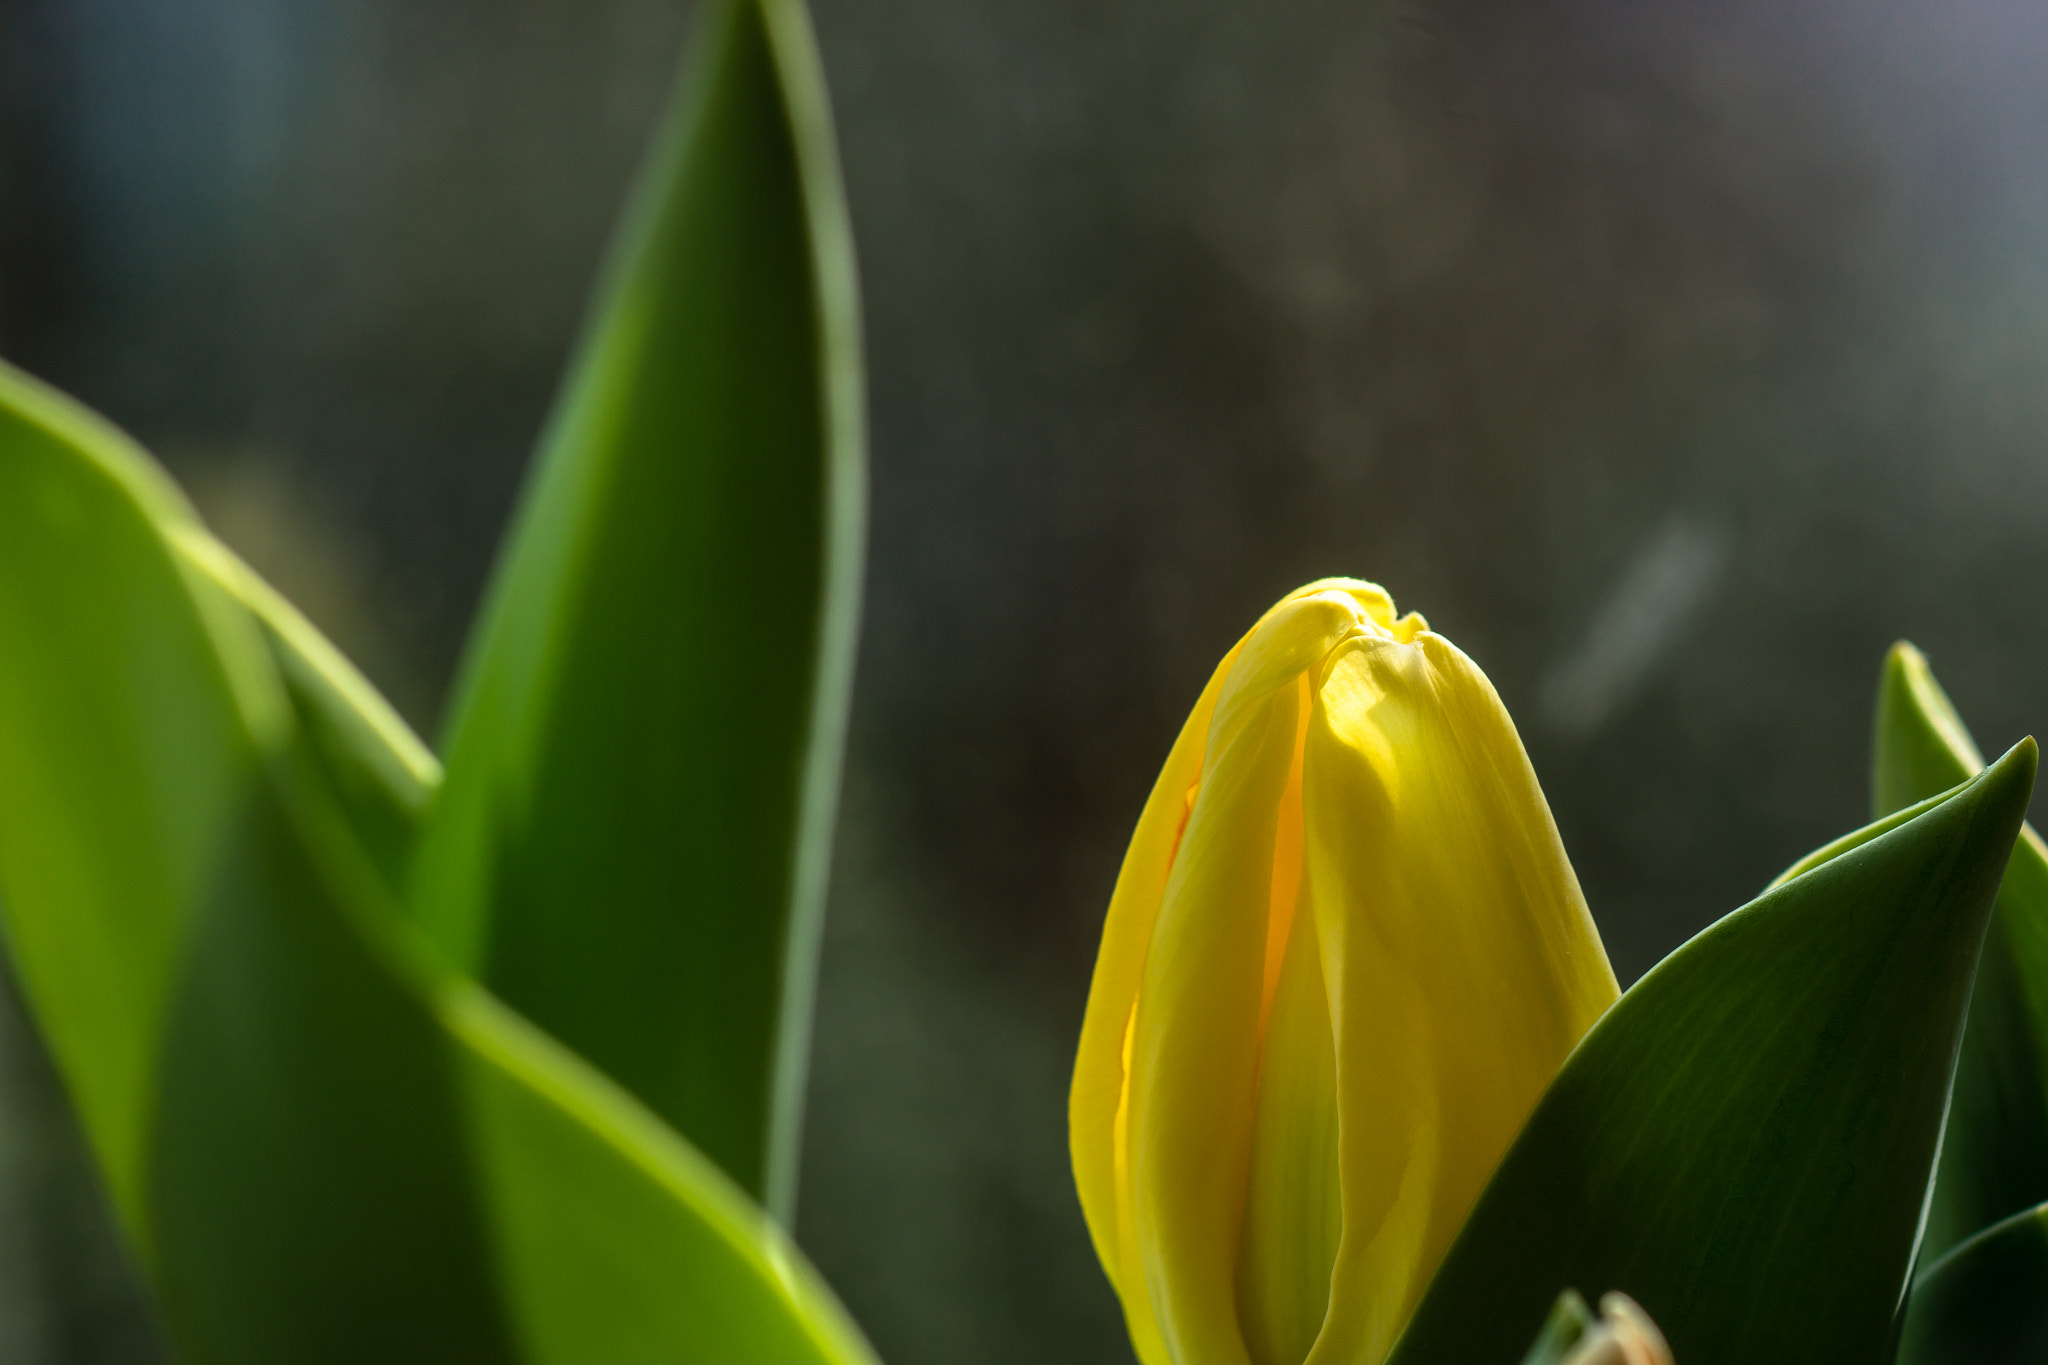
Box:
<box><xmin>0</xmin><ymin>351</ymin><xmax>879</xmax><ymax>1364</ymax></box>
<box><xmin>410</xmin><ymin>0</ymin><xmax>864</xmax><ymax>1218</ymax></box>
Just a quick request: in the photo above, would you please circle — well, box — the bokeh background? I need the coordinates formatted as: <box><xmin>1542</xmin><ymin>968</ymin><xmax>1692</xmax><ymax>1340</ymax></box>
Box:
<box><xmin>6</xmin><ymin>0</ymin><xmax>2048</xmax><ymax>1359</ymax></box>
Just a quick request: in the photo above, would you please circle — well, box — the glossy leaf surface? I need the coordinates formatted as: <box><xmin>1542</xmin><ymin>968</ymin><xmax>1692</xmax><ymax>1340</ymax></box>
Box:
<box><xmin>1897</xmin><ymin>1202</ymin><xmax>2048</xmax><ymax>1364</ymax></box>
<box><xmin>1386</xmin><ymin>741</ymin><xmax>2035</xmax><ymax>1365</ymax></box>
<box><xmin>411</xmin><ymin>0</ymin><xmax>864</xmax><ymax>1216</ymax></box>
<box><xmin>1873</xmin><ymin>641</ymin><xmax>2048</xmax><ymax>1259</ymax></box>
<box><xmin>0</xmin><ymin>358</ymin><xmax>880</xmax><ymax>1363</ymax></box>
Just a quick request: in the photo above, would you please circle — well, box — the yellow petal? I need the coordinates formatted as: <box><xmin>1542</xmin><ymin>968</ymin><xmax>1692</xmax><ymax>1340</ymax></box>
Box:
<box><xmin>1070</xmin><ymin>579</ymin><xmax>1390</xmax><ymax>1327</ymax></box>
<box><xmin>1125</xmin><ymin>587</ymin><xmax>1398</xmax><ymax>1365</ymax></box>
<box><xmin>1072</xmin><ymin>634</ymin><xmax>1247</xmax><ymax>1364</ymax></box>
<box><xmin>1073</xmin><ymin>579</ymin><xmax>1572</xmax><ymax>1365</ymax></box>
<box><xmin>1235</xmin><ymin>838</ymin><xmax>1342</xmax><ymax>1365</ymax></box>
<box><xmin>1300</xmin><ymin>628</ymin><xmax>1618</xmax><ymax>1365</ymax></box>
<box><xmin>1129</xmin><ymin>667</ymin><xmax>1301</xmax><ymax>1365</ymax></box>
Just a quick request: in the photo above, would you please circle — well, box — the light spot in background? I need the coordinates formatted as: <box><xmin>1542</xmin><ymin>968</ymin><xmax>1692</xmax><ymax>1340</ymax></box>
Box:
<box><xmin>1540</xmin><ymin>513</ymin><xmax>1729</xmax><ymax>740</ymax></box>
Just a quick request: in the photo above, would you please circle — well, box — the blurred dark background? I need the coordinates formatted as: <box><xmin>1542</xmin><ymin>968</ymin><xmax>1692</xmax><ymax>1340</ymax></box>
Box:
<box><xmin>5</xmin><ymin>0</ymin><xmax>2048</xmax><ymax>1359</ymax></box>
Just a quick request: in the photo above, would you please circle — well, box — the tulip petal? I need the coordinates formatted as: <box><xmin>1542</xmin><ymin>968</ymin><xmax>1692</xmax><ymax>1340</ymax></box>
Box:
<box><xmin>1073</xmin><ymin>580</ymin><xmax>1539</xmax><ymax>1365</ymax></box>
<box><xmin>1302</xmin><ymin>629</ymin><xmax>1617</xmax><ymax>1365</ymax></box>
<box><xmin>1130</xmin><ymin>673</ymin><xmax>1302</xmax><ymax>1365</ymax></box>
<box><xmin>1072</xmin><ymin>582</ymin><xmax>1390</xmax><ymax>1361</ymax></box>
<box><xmin>1235</xmin><ymin>854</ymin><xmax>1342</xmax><ymax>1365</ymax></box>
<box><xmin>1071</xmin><ymin>648</ymin><xmax>1242</xmax><ymax>1365</ymax></box>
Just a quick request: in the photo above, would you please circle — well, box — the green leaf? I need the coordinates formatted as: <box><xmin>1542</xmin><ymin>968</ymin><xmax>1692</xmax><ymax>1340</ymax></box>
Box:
<box><xmin>447</xmin><ymin>985</ymin><xmax>876</xmax><ymax>1365</ymax></box>
<box><xmin>1873</xmin><ymin>641</ymin><xmax>2048</xmax><ymax>1260</ymax></box>
<box><xmin>154</xmin><ymin>756</ymin><xmax>880</xmax><ymax>1365</ymax></box>
<box><xmin>410</xmin><ymin>0</ymin><xmax>864</xmax><ymax>1218</ymax></box>
<box><xmin>1386</xmin><ymin>739</ymin><xmax>2037</xmax><ymax>1365</ymax></box>
<box><xmin>147</xmin><ymin>756</ymin><xmax>518</xmax><ymax>1361</ymax></box>
<box><xmin>0</xmin><ymin>358</ymin><xmax>880</xmax><ymax>1364</ymax></box>
<box><xmin>179</xmin><ymin>533</ymin><xmax>440</xmax><ymax>896</ymax></box>
<box><xmin>1897</xmin><ymin>1202</ymin><xmax>2048</xmax><ymax>1364</ymax></box>
<box><xmin>0</xmin><ymin>357</ymin><xmax>284</xmax><ymax>1238</ymax></box>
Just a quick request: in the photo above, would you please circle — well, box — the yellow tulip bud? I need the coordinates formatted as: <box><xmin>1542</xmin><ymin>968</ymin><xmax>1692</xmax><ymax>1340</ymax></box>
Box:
<box><xmin>1070</xmin><ymin>580</ymin><xmax>1620</xmax><ymax>1365</ymax></box>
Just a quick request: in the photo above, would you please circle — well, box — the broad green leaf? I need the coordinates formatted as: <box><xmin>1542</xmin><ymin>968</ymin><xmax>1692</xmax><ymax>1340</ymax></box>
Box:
<box><xmin>1386</xmin><ymin>740</ymin><xmax>2036</xmax><ymax>1365</ymax></box>
<box><xmin>0</xmin><ymin>357</ymin><xmax>284</xmax><ymax>1237</ymax></box>
<box><xmin>146</xmin><ymin>756</ymin><xmax>517</xmax><ymax>1361</ymax></box>
<box><xmin>447</xmin><ymin>986</ymin><xmax>876</xmax><ymax>1365</ymax></box>
<box><xmin>0</xmin><ymin>358</ymin><xmax>881</xmax><ymax>1364</ymax></box>
<box><xmin>1873</xmin><ymin>641</ymin><xmax>2048</xmax><ymax>1259</ymax></box>
<box><xmin>1897</xmin><ymin>1201</ymin><xmax>2048</xmax><ymax>1364</ymax></box>
<box><xmin>410</xmin><ymin>0</ymin><xmax>864</xmax><ymax>1217</ymax></box>
<box><xmin>154</xmin><ymin>755</ymin><xmax>880</xmax><ymax>1365</ymax></box>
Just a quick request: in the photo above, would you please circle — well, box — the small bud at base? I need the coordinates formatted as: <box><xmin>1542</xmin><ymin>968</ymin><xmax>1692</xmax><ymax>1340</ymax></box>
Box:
<box><xmin>1562</xmin><ymin>1294</ymin><xmax>1673</xmax><ymax>1365</ymax></box>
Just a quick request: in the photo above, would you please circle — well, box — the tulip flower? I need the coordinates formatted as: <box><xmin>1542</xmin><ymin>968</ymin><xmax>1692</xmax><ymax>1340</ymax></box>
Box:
<box><xmin>1071</xmin><ymin>579</ymin><xmax>1620</xmax><ymax>1365</ymax></box>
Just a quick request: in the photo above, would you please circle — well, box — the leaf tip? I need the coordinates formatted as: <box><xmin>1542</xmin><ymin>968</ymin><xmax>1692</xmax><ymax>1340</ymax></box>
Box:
<box><xmin>1986</xmin><ymin>735</ymin><xmax>2038</xmax><ymax>804</ymax></box>
<box><xmin>1874</xmin><ymin>642</ymin><xmax>1987</xmax><ymax>817</ymax></box>
<box><xmin>1947</xmin><ymin>737</ymin><xmax>2038</xmax><ymax>889</ymax></box>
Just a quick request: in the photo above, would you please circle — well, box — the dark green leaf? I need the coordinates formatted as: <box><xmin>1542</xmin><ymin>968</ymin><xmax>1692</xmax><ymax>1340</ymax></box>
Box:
<box><xmin>1386</xmin><ymin>740</ymin><xmax>2036</xmax><ymax>1365</ymax></box>
<box><xmin>1873</xmin><ymin>641</ymin><xmax>2048</xmax><ymax>1260</ymax></box>
<box><xmin>148</xmin><ymin>757</ymin><xmax>517</xmax><ymax>1363</ymax></box>
<box><xmin>1897</xmin><ymin>1202</ymin><xmax>2048</xmax><ymax>1364</ymax></box>
<box><xmin>410</xmin><ymin>0</ymin><xmax>864</xmax><ymax>1217</ymax></box>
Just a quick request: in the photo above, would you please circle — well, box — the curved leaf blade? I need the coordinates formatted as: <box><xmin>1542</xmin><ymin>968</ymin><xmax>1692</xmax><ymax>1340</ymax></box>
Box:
<box><xmin>147</xmin><ymin>761</ymin><xmax>517</xmax><ymax>1362</ymax></box>
<box><xmin>0</xmin><ymin>358</ymin><xmax>283</xmax><ymax>1237</ymax></box>
<box><xmin>411</xmin><ymin>0</ymin><xmax>865</xmax><ymax>1217</ymax></box>
<box><xmin>153</xmin><ymin>753</ymin><xmax>881</xmax><ymax>1365</ymax></box>
<box><xmin>1874</xmin><ymin>641</ymin><xmax>2048</xmax><ymax>1259</ymax></box>
<box><xmin>1386</xmin><ymin>741</ymin><xmax>2036</xmax><ymax>1365</ymax></box>
<box><xmin>449</xmin><ymin>987</ymin><xmax>878</xmax><ymax>1365</ymax></box>
<box><xmin>0</xmin><ymin>360</ymin><xmax>881</xmax><ymax>1364</ymax></box>
<box><xmin>1898</xmin><ymin>1202</ymin><xmax>2048</xmax><ymax>1364</ymax></box>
